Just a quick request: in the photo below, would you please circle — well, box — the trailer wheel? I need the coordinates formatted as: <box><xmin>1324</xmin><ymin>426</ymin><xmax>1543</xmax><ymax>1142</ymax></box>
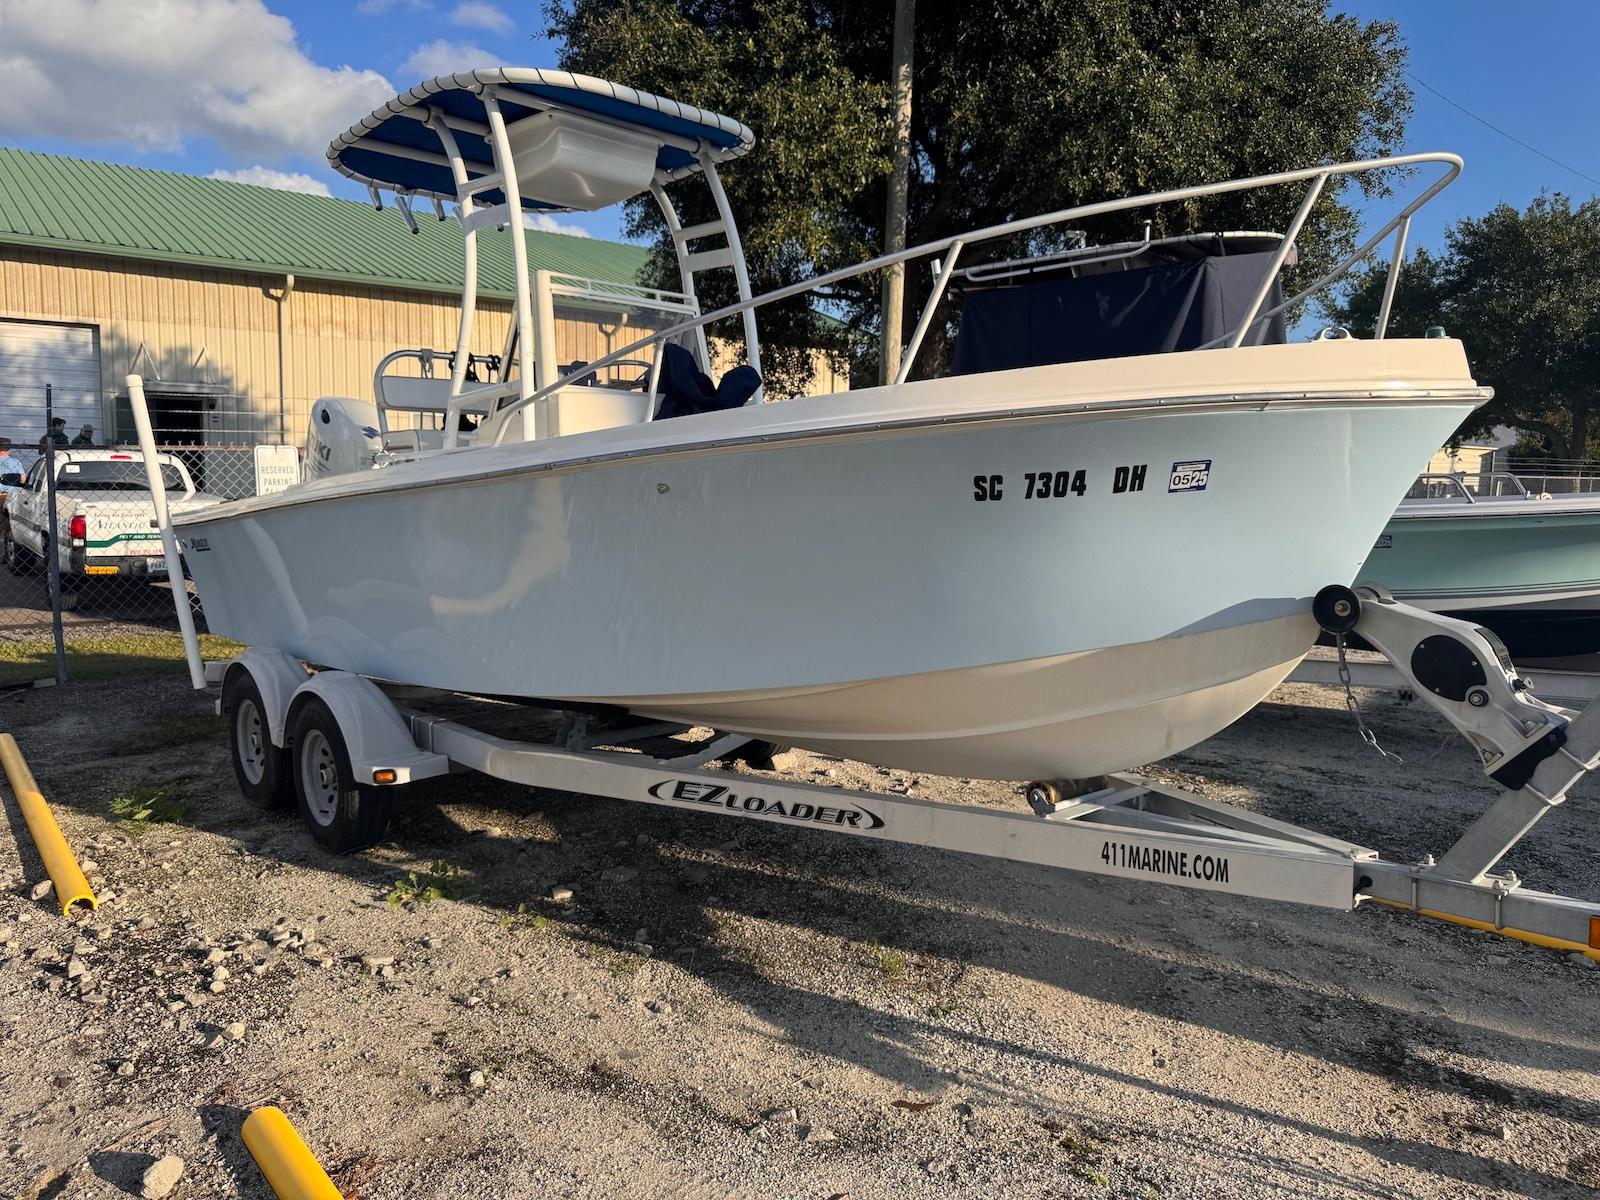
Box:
<box><xmin>223</xmin><ymin>671</ymin><xmax>292</xmax><ymax>809</ymax></box>
<box><xmin>288</xmin><ymin>697</ymin><xmax>394</xmax><ymax>853</ymax></box>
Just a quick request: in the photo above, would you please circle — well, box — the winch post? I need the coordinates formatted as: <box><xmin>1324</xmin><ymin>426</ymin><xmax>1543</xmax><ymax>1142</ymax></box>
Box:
<box><xmin>1311</xmin><ymin>584</ymin><xmax>1600</xmax><ymax>952</ymax></box>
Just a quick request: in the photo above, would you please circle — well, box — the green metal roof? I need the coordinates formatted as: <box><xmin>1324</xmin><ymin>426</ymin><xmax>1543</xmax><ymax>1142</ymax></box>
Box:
<box><xmin>0</xmin><ymin>146</ymin><xmax>649</xmax><ymax>298</ymax></box>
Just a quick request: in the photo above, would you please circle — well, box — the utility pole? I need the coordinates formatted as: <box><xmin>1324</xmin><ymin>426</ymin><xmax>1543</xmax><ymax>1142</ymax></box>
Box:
<box><xmin>879</xmin><ymin>0</ymin><xmax>914</xmax><ymax>385</ymax></box>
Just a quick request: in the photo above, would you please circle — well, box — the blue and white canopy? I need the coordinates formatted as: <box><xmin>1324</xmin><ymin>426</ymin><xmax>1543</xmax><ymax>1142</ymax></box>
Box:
<box><xmin>327</xmin><ymin>68</ymin><xmax>754</xmax><ymax>212</ymax></box>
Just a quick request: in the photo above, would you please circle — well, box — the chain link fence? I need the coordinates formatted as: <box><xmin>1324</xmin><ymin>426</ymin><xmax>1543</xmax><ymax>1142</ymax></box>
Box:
<box><xmin>1</xmin><ymin>388</ymin><xmax>287</xmax><ymax>688</ymax></box>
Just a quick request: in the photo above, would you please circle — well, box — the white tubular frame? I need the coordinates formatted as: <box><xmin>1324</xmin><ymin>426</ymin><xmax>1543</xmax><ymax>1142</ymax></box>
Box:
<box><xmin>1228</xmin><ymin>172</ymin><xmax>1325</xmax><ymax>349</ymax></box>
<box><xmin>650</xmin><ymin>182</ymin><xmax>714</xmax><ymax>370</ymax></box>
<box><xmin>1375</xmin><ymin>214</ymin><xmax>1411</xmax><ymax>340</ymax></box>
<box><xmin>480</xmin><ymin>89</ymin><xmax>539</xmax><ymax>442</ymax></box>
<box><xmin>126</xmin><ymin>374</ymin><xmax>205</xmax><ymax>690</ymax></box>
<box><xmin>484</xmin><ymin>151</ymin><xmax>1462</xmax><ymax>443</ymax></box>
<box><xmin>430</xmin><ymin>113</ymin><xmax>479</xmax><ymax>451</ymax></box>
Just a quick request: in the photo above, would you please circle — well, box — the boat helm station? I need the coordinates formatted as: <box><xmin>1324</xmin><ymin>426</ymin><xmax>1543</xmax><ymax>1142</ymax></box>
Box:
<box><xmin>125</xmin><ymin>67</ymin><xmax>1599</xmax><ymax>964</ymax></box>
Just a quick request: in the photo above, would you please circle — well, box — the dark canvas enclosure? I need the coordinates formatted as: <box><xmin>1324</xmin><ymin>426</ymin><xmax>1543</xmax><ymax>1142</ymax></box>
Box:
<box><xmin>951</xmin><ymin>249</ymin><xmax>1288</xmax><ymax>375</ymax></box>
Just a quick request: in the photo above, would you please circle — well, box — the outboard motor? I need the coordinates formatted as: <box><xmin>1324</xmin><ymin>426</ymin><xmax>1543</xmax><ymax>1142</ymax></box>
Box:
<box><xmin>304</xmin><ymin>397</ymin><xmax>383</xmax><ymax>482</ymax></box>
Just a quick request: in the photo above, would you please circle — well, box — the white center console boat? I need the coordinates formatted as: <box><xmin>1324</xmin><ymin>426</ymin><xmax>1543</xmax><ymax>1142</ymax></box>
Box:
<box><xmin>165</xmin><ymin>67</ymin><xmax>1490</xmax><ymax>782</ymax></box>
<box><xmin>127</xmin><ymin>69</ymin><xmax>1600</xmax><ymax>962</ymax></box>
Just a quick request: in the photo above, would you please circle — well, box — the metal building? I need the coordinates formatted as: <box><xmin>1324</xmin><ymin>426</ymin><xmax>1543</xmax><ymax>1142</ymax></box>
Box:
<box><xmin>0</xmin><ymin>146</ymin><xmax>839</xmax><ymax>454</ymax></box>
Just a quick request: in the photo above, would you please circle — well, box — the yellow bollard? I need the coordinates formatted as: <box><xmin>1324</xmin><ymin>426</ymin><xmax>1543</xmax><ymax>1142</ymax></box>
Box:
<box><xmin>0</xmin><ymin>733</ymin><xmax>96</xmax><ymax>916</ymax></box>
<box><xmin>241</xmin><ymin>1107</ymin><xmax>344</xmax><ymax>1200</ymax></box>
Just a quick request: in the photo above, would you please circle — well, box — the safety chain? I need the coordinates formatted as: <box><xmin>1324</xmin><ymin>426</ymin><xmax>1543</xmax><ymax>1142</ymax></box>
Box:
<box><xmin>1335</xmin><ymin>633</ymin><xmax>1405</xmax><ymax>764</ymax></box>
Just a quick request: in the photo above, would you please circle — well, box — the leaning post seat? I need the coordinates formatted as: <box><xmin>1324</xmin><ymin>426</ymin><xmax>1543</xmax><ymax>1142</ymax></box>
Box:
<box><xmin>655</xmin><ymin>343</ymin><xmax>762</xmax><ymax>419</ymax></box>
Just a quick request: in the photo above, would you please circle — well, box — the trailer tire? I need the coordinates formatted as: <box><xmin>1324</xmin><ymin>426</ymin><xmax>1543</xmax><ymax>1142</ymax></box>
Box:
<box><xmin>288</xmin><ymin>697</ymin><xmax>394</xmax><ymax>854</ymax></box>
<box><xmin>223</xmin><ymin>671</ymin><xmax>293</xmax><ymax>810</ymax></box>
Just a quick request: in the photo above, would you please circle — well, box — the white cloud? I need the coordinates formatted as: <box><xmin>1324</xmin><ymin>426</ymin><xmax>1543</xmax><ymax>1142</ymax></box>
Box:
<box><xmin>400</xmin><ymin>39</ymin><xmax>493</xmax><ymax>81</ymax></box>
<box><xmin>450</xmin><ymin>1</ymin><xmax>511</xmax><ymax>33</ymax></box>
<box><xmin>526</xmin><ymin>212</ymin><xmax>591</xmax><ymax>238</ymax></box>
<box><xmin>0</xmin><ymin>0</ymin><xmax>394</xmax><ymax>162</ymax></box>
<box><xmin>208</xmin><ymin>166</ymin><xmax>331</xmax><ymax>196</ymax></box>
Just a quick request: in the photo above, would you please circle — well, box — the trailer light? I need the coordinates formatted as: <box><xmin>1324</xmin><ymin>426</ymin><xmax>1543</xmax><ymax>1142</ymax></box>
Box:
<box><xmin>1591</xmin><ymin>915</ymin><xmax>1599</xmax><ymax>950</ymax></box>
<box><xmin>372</xmin><ymin>768</ymin><xmax>399</xmax><ymax>785</ymax></box>
<box><xmin>69</xmin><ymin>515</ymin><xmax>86</xmax><ymax>543</ymax></box>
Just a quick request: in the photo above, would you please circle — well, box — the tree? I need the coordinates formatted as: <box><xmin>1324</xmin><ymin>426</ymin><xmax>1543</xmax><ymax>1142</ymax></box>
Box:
<box><xmin>879</xmin><ymin>0</ymin><xmax>914</xmax><ymax>384</ymax></box>
<box><xmin>1328</xmin><ymin>195</ymin><xmax>1600</xmax><ymax>460</ymax></box>
<box><xmin>549</xmin><ymin>0</ymin><xmax>1411</xmax><ymax>393</ymax></box>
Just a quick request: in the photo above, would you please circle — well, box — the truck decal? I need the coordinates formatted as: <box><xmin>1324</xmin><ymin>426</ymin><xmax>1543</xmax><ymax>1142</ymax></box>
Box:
<box><xmin>85</xmin><ymin>532</ymin><xmax>162</xmax><ymax>548</ymax></box>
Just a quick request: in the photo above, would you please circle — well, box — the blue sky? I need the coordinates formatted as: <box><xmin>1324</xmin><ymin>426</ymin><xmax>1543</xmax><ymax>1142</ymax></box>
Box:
<box><xmin>2</xmin><ymin>0</ymin><xmax>1597</xmax><ymax>253</ymax></box>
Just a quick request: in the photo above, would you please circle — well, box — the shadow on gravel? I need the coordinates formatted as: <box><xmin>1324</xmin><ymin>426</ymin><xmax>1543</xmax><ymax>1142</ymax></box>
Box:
<box><xmin>312</xmin><ymin>771</ymin><xmax>1600</xmax><ymax>1198</ymax></box>
<box><xmin>9</xmin><ymin>679</ymin><xmax>1599</xmax><ymax>1199</ymax></box>
<box><xmin>86</xmin><ymin>1148</ymin><xmax>156</xmax><ymax>1196</ymax></box>
<box><xmin>199</xmin><ymin>1103</ymin><xmax>275</xmax><ymax>1199</ymax></box>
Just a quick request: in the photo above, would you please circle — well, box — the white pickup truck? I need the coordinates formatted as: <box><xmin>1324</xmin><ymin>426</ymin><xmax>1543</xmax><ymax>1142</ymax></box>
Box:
<box><xmin>1</xmin><ymin>448</ymin><xmax>223</xmax><ymax>609</ymax></box>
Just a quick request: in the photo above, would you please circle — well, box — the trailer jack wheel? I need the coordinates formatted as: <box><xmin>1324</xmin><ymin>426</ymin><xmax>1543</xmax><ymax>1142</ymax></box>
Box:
<box><xmin>288</xmin><ymin>697</ymin><xmax>394</xmax><ymax>854</ymax></box>
<box><xmin>223</xmin><ymin>671</ymin><xmax>293</xmax><ymax>810</ymax></box>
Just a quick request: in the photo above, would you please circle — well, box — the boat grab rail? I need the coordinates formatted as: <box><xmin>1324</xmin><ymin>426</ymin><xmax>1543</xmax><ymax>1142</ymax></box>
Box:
<box><xmin>1409</xmin><ymin>472</ymin><xmax>1535</xmax><ymax>503</ymax></box>
<box><xmin>487</xmin><ymin>152</ymin><xmax>1463</xmax><ymax>445</ymax></box>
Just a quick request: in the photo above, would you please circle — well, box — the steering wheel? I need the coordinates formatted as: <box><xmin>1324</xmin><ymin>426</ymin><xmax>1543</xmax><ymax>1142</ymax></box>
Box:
<box><xmin>604</xmin><ymin>359</ymin><xmax>656</xmax><ymax>391</ymax></box>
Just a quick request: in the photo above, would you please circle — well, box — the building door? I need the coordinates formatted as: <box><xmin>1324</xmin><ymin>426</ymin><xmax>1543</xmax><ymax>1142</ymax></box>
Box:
<box><xmin>0</xmin><ymin>320</ymin><xmax>103</xmax><ymax>451</ymax></box>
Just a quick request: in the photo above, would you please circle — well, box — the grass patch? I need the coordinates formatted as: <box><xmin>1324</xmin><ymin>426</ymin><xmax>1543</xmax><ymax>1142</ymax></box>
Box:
<box><xmin>386</xmin><ymin>859</ymin><xmax>471</xmax><ymax>906</ymax></box>
<box><xmin>605</xmin><ymin>950</ymin><xmax>645</xmax><ymax>979</ymax></box>
<box><xmin>497</xmin><ymin>902</ymin><xmax>549</xmax><ymax>931</ymax></box>
<box><xmin>109</xmin><ymin>784</ymin><xmax>187</xmax><ymax>830</ymax></box>
<box><xmin>876</xmin><ymin>947</ymin><xmax>908</xmax><ymax>979</ymax></box>
<box><xmin>0</xmin><ymin>634</ymin><xmax>244</xmax><ymax>685</ymax></box>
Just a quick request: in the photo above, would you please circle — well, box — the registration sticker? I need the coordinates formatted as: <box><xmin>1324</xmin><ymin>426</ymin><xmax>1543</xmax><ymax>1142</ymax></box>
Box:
<box><xmin>1373</xmin><ymin>533</ymin><xmax>1393</xmax><ymax>550</ymax></box>
<box><xmin>1168</xmin><ymin>460</ymin><xmax>1211</xmax><ymax>493</ymax></box>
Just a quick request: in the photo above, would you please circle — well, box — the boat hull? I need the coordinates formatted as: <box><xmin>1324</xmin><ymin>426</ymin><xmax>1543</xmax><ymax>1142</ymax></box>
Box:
<box><xmin>1359</xmin><ymin>505</ymin><xmax>1600</xmax><ymax>658</ymax></box>
<box><xmin>178</xmin><ymin>344</ymin><xmax>1481</xmax><ymax>778</ymax></box>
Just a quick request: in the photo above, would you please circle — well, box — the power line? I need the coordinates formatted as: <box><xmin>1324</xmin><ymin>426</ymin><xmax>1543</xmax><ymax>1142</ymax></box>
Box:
<box><xmin>1404</xmin><ymin>68</ymin><xmax>1600</xmax><ymax>190</ymax></box>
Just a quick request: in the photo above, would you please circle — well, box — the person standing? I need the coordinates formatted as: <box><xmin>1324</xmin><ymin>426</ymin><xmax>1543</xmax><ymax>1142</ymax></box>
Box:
<box><xmin>37</xmin><ymin>417</ymin><xmax>68</xmax><ymax>452</ymax></box>
<box><xmin>71</xmin><ymin>423</ymin><xmax>95</xmax><ymax>447</ymax></box>
<box><xmin>0</xmin><ymin>437</ymin><xmax>21</xmax><ymax>543</ymax></box>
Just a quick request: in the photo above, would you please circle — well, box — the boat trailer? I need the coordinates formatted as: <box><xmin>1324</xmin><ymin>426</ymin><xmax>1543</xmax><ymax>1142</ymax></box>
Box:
<box><xmin>123</xmin><ymin>393</ymin><xmax>1596</xmax><ymax>962</ymax></box>
<box><xmin>191</xmin><ymin>584</ymin><xmax>1600</xmax><ymax>962</ymax></box>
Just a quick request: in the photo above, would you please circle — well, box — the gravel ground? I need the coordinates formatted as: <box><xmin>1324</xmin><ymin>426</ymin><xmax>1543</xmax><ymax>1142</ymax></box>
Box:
<box><xmin>0</xmin><ymin>673</ymin><xmax>1596</xmax><ymax>1199</ymax></box>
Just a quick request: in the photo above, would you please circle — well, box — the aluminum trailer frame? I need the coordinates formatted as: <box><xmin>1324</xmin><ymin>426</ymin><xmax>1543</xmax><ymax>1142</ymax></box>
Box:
<box><xmin>1290</xmin><ymin>652</ymin><xmax>1600</xmax><ymax>706</ymax></box>
<box><xmin>404</xmin><ymin>704</ymin><xmax>1600</xmax><ymax>953</ymax></box>
<box><xmin>203</xmin><ymin>614</ymin><xmax>1600</xmax><ymax>961</ymax></box>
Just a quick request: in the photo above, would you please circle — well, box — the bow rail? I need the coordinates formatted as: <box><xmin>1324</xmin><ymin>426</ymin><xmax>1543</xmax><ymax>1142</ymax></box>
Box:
<box><xmin>483</xmin><ymin>151</ymin><xmax>1463</xmax><ymax>445</ymax></box>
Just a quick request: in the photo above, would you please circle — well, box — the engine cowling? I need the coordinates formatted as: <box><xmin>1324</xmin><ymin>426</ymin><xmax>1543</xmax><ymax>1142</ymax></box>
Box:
<box><xmin>304</xmin><ymin>397</ymin><xmax>382</xmax><ymax>483</ymax></box>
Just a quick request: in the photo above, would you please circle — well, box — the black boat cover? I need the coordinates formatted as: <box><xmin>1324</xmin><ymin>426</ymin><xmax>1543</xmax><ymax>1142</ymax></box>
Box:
<box><xmin>951</xmin><ymin>248</ymin><xmax>1287</xmax><ymax>375</ymax></box>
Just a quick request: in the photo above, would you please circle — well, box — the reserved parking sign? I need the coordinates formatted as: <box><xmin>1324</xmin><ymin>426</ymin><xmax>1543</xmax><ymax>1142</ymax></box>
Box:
<box><xmin>253</xmin><ymin>445</ymin><xmax>301</xmax><ymax>495</ymax></box>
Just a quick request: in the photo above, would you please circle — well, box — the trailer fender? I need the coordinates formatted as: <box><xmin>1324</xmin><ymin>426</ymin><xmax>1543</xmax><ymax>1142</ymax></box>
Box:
<box><xmin>286</xmin><ymin>672</ymin><xmax>449</xmax><ymax>786</ymax></box>
<box><xmin>221</xmin><ymin>650</ymin><xmax>310</xmax><ymax>748</ymax></box>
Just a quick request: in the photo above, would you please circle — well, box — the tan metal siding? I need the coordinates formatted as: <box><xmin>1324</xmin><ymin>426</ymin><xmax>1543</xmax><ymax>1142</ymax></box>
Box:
<box><xmin>1</xmin><ymin>245</ymin><xmax>845</xmax><ymax>444</ymax></box>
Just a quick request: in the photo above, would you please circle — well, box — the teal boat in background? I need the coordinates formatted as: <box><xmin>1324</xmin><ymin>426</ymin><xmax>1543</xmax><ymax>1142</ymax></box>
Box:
<box><xmin>1358</xmin><ymin>473</ymin><xmax>1600</xmax><ymax>658</ymax></box>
